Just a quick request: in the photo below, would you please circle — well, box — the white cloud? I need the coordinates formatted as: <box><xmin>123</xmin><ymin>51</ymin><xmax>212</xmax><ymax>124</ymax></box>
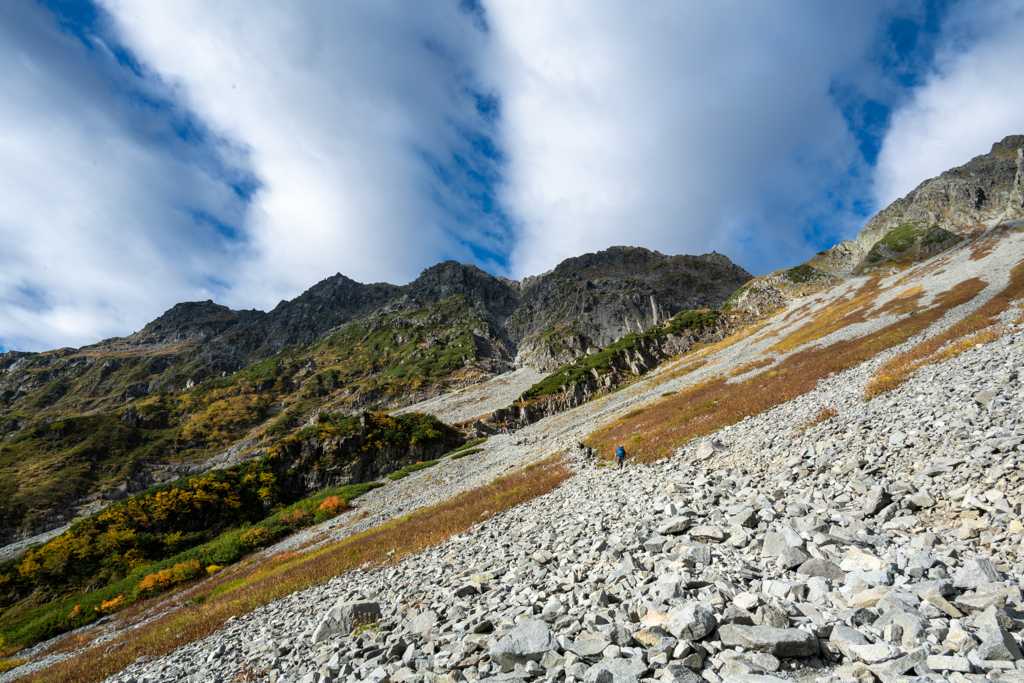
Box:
<box><xmin>98</xmin><ymin>0</ymin><xmax>502</xmax><ymax>309</ymax></box>
<box><xmin>0</xmin><ymin>3</ymin><xmax>246</xmax><ymax>351</ymax></box>
<box><xmin>874</xmin><ymin>0</ymin><xmax>1024</xmax><ymax>207</ymax></box>
<box><xmin>483</xmin><ymin>1</ymin><xmax>887</xmax><ymax>278</ymax></box>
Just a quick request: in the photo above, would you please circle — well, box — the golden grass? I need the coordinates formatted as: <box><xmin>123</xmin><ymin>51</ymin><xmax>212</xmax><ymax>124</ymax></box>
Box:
<box><xmin>864</xmin><ymin>261</ymin><xmax>1024</xmax><ymax>399</ymax></box>
<box><xmin>23</xmin><ymin>456</ymin><xmax>572</xmax><ymax>683</ymax></box>
<box><xmin>767</xmin><ymin>277</ymin><xmax>887</xmax><ymax>354</ymax></box>
<box><xmin>0</xmin><ymin>658</ymin><xmax>29</xmax><ymax>674</ymax></box>
<box><xmin>810</xmin><ymin>406</ymin><xmax>839</xmax><ymax>425</ymax></box>
<box><xmin>728</xmin><ymin>356</ymin><xmax>775</xmax><ymax>377</ymax></box>
<box><xmin>969</xmin><ymin>223</ymin><xmax>1018</xmax><ymax>261</ymax></box>
<box><xmin>590</xmin><ymin>278</ymin><xmax>987</xmax><ymax>463</ymax></box>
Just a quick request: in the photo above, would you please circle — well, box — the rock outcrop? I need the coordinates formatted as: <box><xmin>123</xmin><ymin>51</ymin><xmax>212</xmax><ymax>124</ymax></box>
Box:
<box><xmin>811</xmin><ymin>134</ymin><xmax>1024</xmax><ymax>275</ymax></box>
<box><xmin>507</xmin><ymin>248</ymin><xmax>752</xmax><ymax>370</ymax></box>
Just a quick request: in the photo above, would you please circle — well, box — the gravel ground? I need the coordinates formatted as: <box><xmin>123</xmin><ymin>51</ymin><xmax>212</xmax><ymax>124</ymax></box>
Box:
<box><xmin>393</xmin><ymin>368</ymin><xmax>548</xmax><ymax>425</ymax></box>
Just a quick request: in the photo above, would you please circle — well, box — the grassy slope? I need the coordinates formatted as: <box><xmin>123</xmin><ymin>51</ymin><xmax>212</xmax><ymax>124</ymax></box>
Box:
<box><xmin>0</xmin><ymin>294</ymin><xmax>492</xmax><ymax>541</ymax></box>
<box><xmin>0</xmin><ymin>412</ymin><xmax>455</xmax><ymax>650</ymax></box>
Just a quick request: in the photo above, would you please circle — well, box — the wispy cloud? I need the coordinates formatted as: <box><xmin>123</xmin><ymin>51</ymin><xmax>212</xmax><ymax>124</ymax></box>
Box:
<box><xmin>0</xmin><ymin>2</ymin><xmax>250</xmax><ymax>351</ymax></box>
<box><xmin>874</xmin><ymin>0</ymin><xmax>1024</xmax><ymax>207</ymax></box>
<box><xmin>485</xmin><ymin>2</ymin><xmax>889</xmax><ymax>279</ymax></box>
<box><xmin>98</xmin><ymin>0</ymin><xmax>507</xmax><ymax>307</ymax></box>
<box><xmin>3</xmin><ymin>1</ymin><xmax>1023</xmax><ymax>353</ymax></box>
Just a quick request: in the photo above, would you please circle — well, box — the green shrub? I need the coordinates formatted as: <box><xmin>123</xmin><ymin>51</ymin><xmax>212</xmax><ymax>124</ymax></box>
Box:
<box><xmin>387</xmin><ymin>460</ymin><xmax>440</xmax><ymax>481</ymax></box>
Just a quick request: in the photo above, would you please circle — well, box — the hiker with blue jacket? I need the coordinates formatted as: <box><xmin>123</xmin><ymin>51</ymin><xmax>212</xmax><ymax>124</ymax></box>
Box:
<box><xmin>616</xmin><ymin>444</ymin><xmax>626</xmax><ymax>469</ymax></box>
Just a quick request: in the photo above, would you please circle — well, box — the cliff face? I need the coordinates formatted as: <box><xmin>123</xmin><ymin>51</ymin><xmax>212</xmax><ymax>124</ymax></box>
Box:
<box><xmin>811</xmin><ymin>134</ymin><xmax>1024</xmax><ymax>274</ymax></box>
<box><xmin>506</xmin><ymin>247</ymin><xmax>752</xmax><ymax>370</ymax></box>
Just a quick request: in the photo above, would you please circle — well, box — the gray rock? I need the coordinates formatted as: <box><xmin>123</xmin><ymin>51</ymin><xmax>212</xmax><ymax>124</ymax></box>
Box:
<box><xmin>796</xmin><ymin>558</ymin><xmax>845</xmax><ymax>581</ymax></box>
<box><xmin>490</xmin><ymin>619</ymin><xmax>556</xmax><ymax>672</ymax></box>
<box><xmin>582</xmin><ymin>657</ymin><xmax>648</xmax><ymax>683</ymax></box>
<box><xmin>871</xmin><ymin>647</ymin><xmax>927</xmax><ymax>677</ymax></box>
<box><xmin>776</xmin><ymin>546</ymin><xmax>810</xmax><ymax>569</ymax></box>
<box><xmin>863</xmin><ymin>488</ymin><xmax>892</xmax><ymax>516</ymax></box>
<box><xmin>661</xmin><ymin>664</ymin><xmax>702</xmax><ymax>683</ymax></box>
<box><xmin>953</xmin><ymin>558</ymin><xmax>1003</xmax><ymax>589</ymax></box>
<box><xmin>975</xmin><ymin>626</ymin><xmax>1022</xmax><ymax>661</ymax></box>
<box><xmin>760</xmin><ymin>532</ymin><xmax>788</xmax><ymax>558</ymax></box>
<box><xmin>658</xmin><ymin>517</ymin><xmax>693</xmax><ymax>535</ymax></box>
<box><xmin>667</xmin><ymin>602</ymin><xmax>718</xmax><ymax>641</ymax></box>
<box><xmin>717</xmin><ymin>625</ymin><xmax>818</xmax><ymax>657</ymax></box>
<box><xmin>312</xmin><ymin>600</ymin><xmax>382</xmax><ymax>644</ymax></box>
<box><xmin>407</xmin><ymin>610</ymin><xmax>438</xmax><ymax>638</ymax></box>
<box><xmin>568</xmin><ymin>634</ymin><xmax>612</xmax><ymax>660</ymax></box>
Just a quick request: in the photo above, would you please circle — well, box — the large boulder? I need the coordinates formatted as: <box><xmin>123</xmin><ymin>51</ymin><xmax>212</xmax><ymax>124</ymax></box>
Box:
<box><xmin>489</xmin><ymin>619</ymin><xmax>556</xmax><ymax>672</ymax></box>
<box><xmin>312</xmin><ymin>600</ymin><xmax>382</xmax><ymax>644</ymax></box>
<box><xmin>718</xmin><ymin>625</ymin><xmax>818</xmax><ymax>658</ymax></box>
<box><xmin>667</xmin><ymin>603</ymin><xmax>718</xmax><ymax>641</ymax></box>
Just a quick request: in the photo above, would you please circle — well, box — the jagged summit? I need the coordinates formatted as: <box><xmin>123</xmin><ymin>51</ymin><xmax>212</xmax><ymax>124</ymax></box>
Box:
<box><xmin>811</xmin><ymin>133</ymin><xmax>1024</xmax><ymax>275</ymax></box>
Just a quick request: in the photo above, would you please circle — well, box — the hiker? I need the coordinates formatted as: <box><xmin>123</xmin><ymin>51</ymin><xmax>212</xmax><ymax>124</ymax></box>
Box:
<box><xmin>615</xmin><ymin>445</ymin><xmax>626</xmax><ymax>469</ymax></box>
<box><xmin>586</xmin><ymin>445</ymin><xmax>593</xmax><ymax>460</ymax></box>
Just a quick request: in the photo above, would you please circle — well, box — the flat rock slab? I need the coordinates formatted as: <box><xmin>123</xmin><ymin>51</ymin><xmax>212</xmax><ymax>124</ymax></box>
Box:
<box><xmin>312</xmin><ymin>600</ymin><xmax>382</xmax><ymax>644</ymax></box>
<box><xmin>568</xmin><ymin>635</ymin><xmax>612</xmax><ymax>659</ymax></box>
<box><xmin>721</xmin><ymin>675</ymin><xmax>790</xmax><ymax>683</ymax></box>
<box><xmin>583</xmin><ymin>657</ymin><xmax>648</xmax><ymax>683</ymax></box>
<box><xmin>797</xmin><ymin>558</ymin><xmax>845</xmax><ymax>581</ymax></box>
<box><xmin>718</xmin><ymin>625</ymin><xmax>817</xmax><ymax>658</ymax></box>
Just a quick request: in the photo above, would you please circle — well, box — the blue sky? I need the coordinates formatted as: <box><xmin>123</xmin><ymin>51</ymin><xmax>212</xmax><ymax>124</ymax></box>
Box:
<box><xmin>2</xmin><ymin>0</ymin><xmax>1023</xmax><ymax>352</ymax></box>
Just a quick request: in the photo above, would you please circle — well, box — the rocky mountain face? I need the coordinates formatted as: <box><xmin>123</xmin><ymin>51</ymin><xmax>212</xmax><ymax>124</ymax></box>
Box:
<box><xmin>811</xmin><ymin>134</ymin><xmax>1024</xmax><ymax>275</ymax></box>
<box><xmin>0</xmin><ymin>248</ymin><xmax>749</xmax><ymax>414</ymax></box>
<box><xmin>507</xmin><ymin>248</ymin><xmax>751</xmax><ymax>370</ymax></box>
<box><xmin>0</xmin><ymin>247</ymin><xmax>749</xmax><ymax>545</ymax></box>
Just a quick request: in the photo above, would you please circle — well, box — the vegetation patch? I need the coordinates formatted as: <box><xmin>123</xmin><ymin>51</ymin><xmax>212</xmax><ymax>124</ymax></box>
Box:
<box><xmin>387</xmin><ymin>460</ymin><xmax>440</xmax><ymax>481</ymax></box>
<box><xmin>23</xmin><ymin>456</ymin><xmax>572</xmax><ymax>683</ymax></box>
<box><xmin>0</xmin><ymin>411</ymin><xmax>453</xmax><ymax>651</ymax></box>
<box><xmin>721</xmin><ymin>285</ymin><xmax>750</xmax><ymax>311</ymax></box>
<box><xmin>863</xmin><ymin>222</ymin><xmax>959</xmax><ymax>267</ymax></box>
<box><xmin>768</xmin><ymin>277</ymin><xmax>896</xmax><ymax>354</ymax></box>
<box><xmin>450</xmin><ymin>448</ymin><xmax>484</xmax><ymax>460</ymax></box>
<box><xmin>783</xmin><ymin>264</ymin><xmax>822</xmax><ymax>284</ymax></box>
<box><xmin>445</xmin><ymin>438</ymin><xmax>486</xmax><ymax>456</ymax></box>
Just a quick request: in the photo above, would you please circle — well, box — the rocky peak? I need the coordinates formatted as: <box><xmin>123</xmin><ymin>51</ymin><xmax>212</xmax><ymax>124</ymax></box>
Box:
<box><xmin>132</xmin><ymin>300</ymin><xmax>243</xmax><ymax>344</ymax></box>
<box><xmin>395</xmin><ymin>261</ymin><xmax>522</xmax><ymax>331</ymax></box>
<box><xmin>812</xmin><ymin>133</ymin><xmax>1024</xmax><ymax>275</ymax></box>
<box><xmin>506</xmin><ymin>246</ymin><xmax>752</xmax><ymax>370</ymax></box>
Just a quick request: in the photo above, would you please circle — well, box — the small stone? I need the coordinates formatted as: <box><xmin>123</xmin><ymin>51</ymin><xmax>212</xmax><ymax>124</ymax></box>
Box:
<box><xmin>661</xmin><ymin>664</ymin><xmax>702</xmax><ymax>683</ymax></box>
<box><xmin>863</xmin><ymin>488</ymin><xmax>892</xmax><ymax>516</ymax></box>
<box><xmin>312</xmin><ymin>601</ymin><xmax>382</xmax><ymax>644</ymax></box>
<box><xmin>776</xmin><ymin>546</ymin><xmax>810</xmax><ymax>569</ymax></box>
<box><xmin>489</xmin><ymin>619</ymin><xmax>556</xmax><ymax>672</ymax></box>
<box><xmin>658</xmin><ymin>518</ymin><xmax>693</xmax><ymax>535</ymax></box>
<box><xmin>926</xmin><ymin>655</ymin><xmax>972</xmax><ymax>672</ymax></box>
<box><xmin>975</xmin><ymin>626</ymin><xmax>1022</xmax><ymax>661</ymax></box>
<box><xmin>689</xmin><ymin>525</ymin><xmax>726</xmax><ymax>543</ymax></box>
<box><xmin>847</xmin><ymin>586</ymin><xmax>891</xmax><ymax>609</ymax></box>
